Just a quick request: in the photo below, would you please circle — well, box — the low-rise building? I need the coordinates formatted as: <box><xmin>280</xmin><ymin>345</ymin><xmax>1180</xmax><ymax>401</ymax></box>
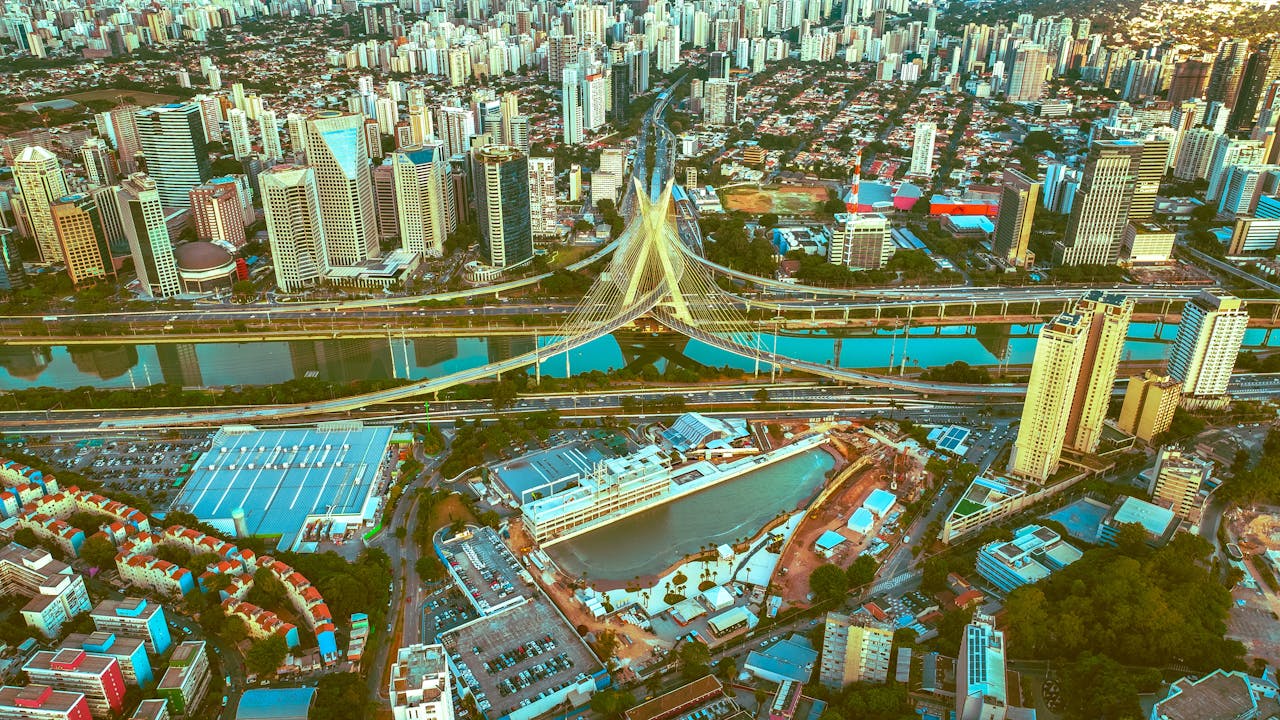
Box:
<box><xmin>62</xmin><ymin>632</ymin><xmax>153</xmax><ymax>688</ymax></box>
<box><xmin>0</xmin><ymin>543</ymin><xmax>91</xmax><ymax>638</ymax></box>
<box><xmin>975</xmin><ymin>524</ymin><xmax>1082</xmax><ymax>593</ymax></box>
<box><xmin>389</xmin><ymin>644</ymin><xmax>453</xmax><ymax>720</ymax></box>
<box><xmin>1151</xmin><ymin>669</ymin><xmax>1280</xmax><ymax>720</ymax></box>
<box><xmin>23</xmin><ymin>649</ymin><xmax>126</xmax><ymax>719</ymax></box>
<box><xmin>0</xmin><ymin>684</ymin><xmax>93</xmax><ymax>720</ymax></box>
<box><xmin>129</xmin><ymin>699</ymin><xmax>169</xmax><ymax>720</ymax></box>
<box><xmin>1099</xmin><ymin>496</ymin><xmax>1179</xmax><ymax>547</ymax></box>
<box><xmin>90</xmin><ymin>597</ymin><xmax>172</xmax><ymax>655</ymax></box>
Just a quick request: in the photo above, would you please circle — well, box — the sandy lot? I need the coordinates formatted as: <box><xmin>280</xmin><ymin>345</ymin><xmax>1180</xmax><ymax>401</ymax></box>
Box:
<box><xmin>720</xmin><ymin>185</ymin><xmax>829</xmax><ymax>215</ymax></box>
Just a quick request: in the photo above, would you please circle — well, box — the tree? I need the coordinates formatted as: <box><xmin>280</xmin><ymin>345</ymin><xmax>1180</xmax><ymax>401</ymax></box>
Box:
<box><xmin>589</xmin><ymin>688</ymin><xmax>635</xmax><ymax>718</ymax></box>
<box><xmin>247</xmin><ymin>567</ymin><xmax>287</xmax><ymax>608</ymax></box>
<box><xmin>79</xmin><ymin>535</ymin><xmax>118</xmax><ymax>569</ymax></box>
<box><xmin>1056</xmin><ymin>653</ymin><xmax>1153</xmax><ymax>720</ymax></box>
<box><xmin>245</xmin><ymin>635</ymin><xmax>288</xmax><ymax>676</ymax></box>
<box><xmin>846</xmin><ymin>555</ymin><xmax>878</xmax><ymax>588</ymax></box>
<box><xmin>312</xmin><ymin>673</ymin><xmax>372</xmax><ymax>720</ymax></box>
<box><xmin>715</xmin><ymin>655</ymin><xmax>737</xmax><ymax>681</ymax></box>
<box><xmin>677</xmin><ymin>641</ymin><xmax>711</xmax><ymax>680</ymax></box>
<box><xmin>809</xmin><ymin>563</ymin><xmax>850</xmax><ymax>602</ymax></box>
<box><xmin>13</xmin><ymin>528</ymin><xmax>39</xmax><ymax>549</ymax></box>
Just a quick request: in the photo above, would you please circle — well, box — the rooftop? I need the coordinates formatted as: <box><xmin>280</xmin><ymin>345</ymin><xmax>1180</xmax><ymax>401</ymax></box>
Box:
<box><xmin>1154</xmin><ymin>670</ymin><xmax>1280</xmax><ymax>720</ymax></box>
<box><xmin>624</xmin><ymin>676</ymin><xmax>725</xmax><ymax>720</ymax></box>
<box><xmin>234</xmin><ymin>688</ymin><xmax>316</xmax><ymax>720</ymax></box>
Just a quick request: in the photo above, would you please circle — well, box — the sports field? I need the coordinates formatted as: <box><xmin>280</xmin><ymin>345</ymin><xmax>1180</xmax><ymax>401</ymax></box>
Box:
<box><xmin>719</xmin><ymin>184</ymin><xmax>829</xmax><ymax>215</ymax></box>
<box><xmin>57</xmin><ymin>89</ymin><xmax>182</xmax><ymax>107</ymax></box>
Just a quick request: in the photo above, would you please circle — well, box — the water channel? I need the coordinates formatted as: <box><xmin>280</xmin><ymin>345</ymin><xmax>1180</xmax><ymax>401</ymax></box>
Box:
<box><xmin>544</xmin><ymin>448</ymin><xmax>836</xmax><ymax>581</ymax></box>
<box><xmin>3</xmin><ymin>322</ymin><xmax>1278</xmax><ymax>390</ymax></box>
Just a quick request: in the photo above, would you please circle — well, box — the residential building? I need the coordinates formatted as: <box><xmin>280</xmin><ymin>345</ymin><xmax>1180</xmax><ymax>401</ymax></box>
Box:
<box><xmin>227</xmin><ymin>109</ymin><xmax>252</xmax><ymax>160</ymax></box>
<box><xmin>818</xmin><ymin>612</ymin><xmax>893</xmax><ymax>688</ymax></box>
<box><xmin>156</xmin><ymin>642</ymin><xmax>209</xmax><ymax>717</ymax></box>
<box><xmin>50</xmin><ymin>194</ymin><xmax>113</xmax><ymax>287</ymax></box>
<box><xmin>910</xmin><ymin>121</ymin><xmax>936</xmax><ymax>176</ymax></box>
<box><xmin>90</xmin><ymin>597</ymin><xmax>172</xmax><ymax>655</ymax></box>
<box><xmin>1006</xmin><ymin>45</ymin><xmax>1047</xmax><ymax>102</ymax></box>
<box><xmin>704</xmin><ymin>79</ymin><xmax>738</xmax><ymax>126</ymax></box>
<box><xmin>956</xmin><ymin>616</ymin><xmax>1009</xmax><ymax>720</ymax></box>
<box><xmin>304</xmin><ymin>111</ymin><xmax>378</xmax><ymax>267</ymax></box>
<box><xmin>24</xmin><ymin>650</ymin><xmax>126</xmax><ymax>719</ymax></box>
<box><xmin>1167</xmin><ymin>290</ymin><xmax>1249</xmax><ymax>406</ymax></box>
<box><xmin>1116</xmin><ymin>370</ymin><xmax>1181</xmax><ymax>442</ymax></box>
<box><xmin>391</xmin><ymin>143</ymin><xmax>452</xmax><ymax>258</ymax></box>
<box><xmin>975</xmin><ymin>524</ymin><xmax>1082</xmax><ymax>592</ymax></box>
<box><xmin>1009</xmin><ymin>312</ymin><xmax>1090</xmax><ymax>481</ymax></box>
<box><xmin>62</xmin><ymin>632</ymin><xmax>153</xmax><ymax>688</ymax></box>
<box><xmin>260</xmin><ymin>165</ymin><xmax>328</xmax><ymax>292</ymax></box>
<box><xmin>0</xmin><ymin>543</ymin><xmax>91</xmax><ymax>639</ymax></box>
<box><xmin>259</xmin><ymin>109</ymin><xmax>283</xmax><ymax>163</ymax></box>
<box><xmin>562</xmin><ymin>65</ymin><xmax>583</xmax><ymax>145</ymax></box>
<box><xmin>1064</xmin><ymin>291</ymin><xmax>1132</xmax><ymax>454</ymax></box>
<box><xmin>1206</xmin><ymin>39</ymin><xmax>1251</xmax><ymax>112</ymax></box>
<box><xmin>528</xmin><ymin>157</ymin><xmax>558</xmax><ymax>237</ymax></box>
<box><xmin>1150</xmin><ymin>448</ymin><xmax>1213</xmax><ymax>521</ymax></box>
<box><xmin>0</xmin><ymin>685</ymin><xmax>93</xmax><ymax>720</ymax></box>
<box><xmin>389</xmin><ymin>644</ymin><xmax>454</xmax><ymax>720</ymax></box>
<box><xmin>80</xmin><ymin>138</ymin><xmax>117</xmax><ymax>188</ymax></box>
<box><xmin>129</xmin><ymin>699</ymin><xmax>169</xmax><ymax>720</ymax></box>
<box><xmin>1055</xmin><ymin>140</ymin><xmax>1143</xmax><ymax>266</ymax></box>
<box><xmin>991</xmin><ymin>169</ymin><xmax>1039</xmax><ymax>268</ymax></box>
<box><xmin>0</xmin><ymin>229</ymin><xmax>28</xmax><ymax>291</ymax></box>
<box><xmin>188</xmin><ymin>182</ymin><xmax>246</xmax><ymax>249</ymax></box>
<box><xmin>115</xmin><ymin>174</ymin><xmax>181</xmax><ymax>298</ymax></box>
<box><xmin>13</xmin><ymin>145</ymin><xmax>68</xmax><ymax>263</ymax></box>
<box><xmin>134</xmin><ymin>103</ymin><xmax>211</xmax><ymax>209</ymax></box>
<box><xmin>472</xmin><ymin>145</ymin><xmax>532</xmax><ymax>269</ymax></box>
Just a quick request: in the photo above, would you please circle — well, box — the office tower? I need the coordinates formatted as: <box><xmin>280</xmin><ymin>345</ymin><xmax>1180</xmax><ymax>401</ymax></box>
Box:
<box><xmin>259</xmin><ymin>109</ymin><xmax>283</xmax><ymax>162</ymax></box>
<box><xmin>1167</xmin><ymin>290</ymin><xmax>1249</xmax><ymax>406</ymax></box>
<box><xmin>372</xmin><ymin>164</ymin><xmax>398</xmax><ymax>241</ymax></box>
<box><xmin>611</xmin><ymin>61</ymin><xmax>631</xmax><ymax>122</ymax></box>
<box><xmin>0</xmin><ymin>685</ymin><xmax>93</xmax><ymax>720</ymax></box>
<box><xmin>1227</xmin><ymin>46</ymin><xmax>1276</xmax><ymax>132</ymax></box>
<box><xmin>260</xmin><ymin>165</ymin><xmax>328</xmax><ymax>292</ymax></box>
<box><xmin>89</xmin><ymin>185</ymin><xmax>127</xmax><ymax>258</ymax></box>
<box><xmin>1010</xmin><ymin>312</ymin><xmax>1091</xmax><ymax>481</ymax></box>
<box><xmin>1129</xmin><ymin>138</ymin><xmax>1169</xmax><ymax>222</ymax></box>
<box><xmin>189</xmin><ymin>182</ymin><xmax>246</xmax><ymax>248</ymax></box>
<box><xmin>108</xmin><ymin>105</ymin><xmax>142</xmax><ymax>174</ymax></box>
<box><xmin>818</xmin><ymin>612</ymin><xmax>893</xmax><ymax>688</ymax></box>
<box><xmin>829</xmin><ymin>213</ymin><xmax>893</xmax><ymax>269</ymax></box>
<box><xmin>193</xmin><ymin>94</ymin><xmax>221</xmax><ymax>142</ymax></box>
<box><xmin>529</xmin><ymin>156</ymin><xmax>558</xmax><ymax>237</ymax></box>
<box><xmin>0</xmin><ymin>228</ymin><xmax>27</xmax><ymax>291</ymax></box>
<box><xmin>910</xmin><ymin>121</ymin><xmax>936</xmax><ymax>176</ymax></box>
<box><xmin>562</xmin><ymin>65</ymin><xmax>584</xmax><ymax>144</ymax></box>
<box><xmin>116</xmin><ymin>174</ymin><xmax>180</xmax><ymax>298</ymax></box>
<box><xmin>1064</xmin><ymin>291</ymin><xmax>1133</xmax><ymax>454</ymax></box>
<box><xmin>1167</xmin><ymin>59</ymin><xmax>1211</xmax><ymax>103</ymax></box>
<box><xmin>90</xmin><ymin>598</ymin><xmax>171</xmax><ymax>655</ymax></box>
<box><xmin>24</xmin><ymin>650</ymin><xmax>126</xmax><ymax>718</ymax></box>
<box><xmin>304</xmin><ymin>111</ymin><xmax>378</xmax><ymax>266</ymax></box>
<box><xmin>991</xmin><ymin>169</ymin><xmax>1039</xmax><ymax>268</ymax></box>
<box><xmin>50</xmin><ymin>194</ymin><xmax>113</xmax><ymax>287</ymax></box>
<box><xmin>704</xmin><ymin>79</ymin><xmax>738</xmax><ymax>126</ymax></box>
<box><xmin>227</xmin><ymin>108</ymin><xmax>252</xmax><ymax>160</ymax></box>
<box><xmin>1055</xmin><ymin>140</ymin><xmax>1142</xmax><ymax>266</ymax></box>
<box><xmin>1150</xmin><ymin>448</ymin><xmax>1213</xmax><ymax>520</ymax></box>
<box><xmin>391</xmin><ymin>143</ymin><xmax>451</xmax><ymax>257</ymax></box>
<box><xmin>1205</xmin><ymin>137</ymin><xmax>1267</xmax><ymax>201</ymax></box>
<box><xmin>285</xmin><ymin>112</ymin><xmax>307</xmax><ymax>156</ymax></box>
<box><xmin>13</xmin><ymin>145</ymin><xmax>68</xmax><ymax>262</ymax></box>
<box><xmin>389</xmin><ymin>644</ymin><xmax>455</xmax><ymax>720</ymax></box>
<box><xmin>134</xmin><ymin>103</ymin><xmax>211</xmax><ymax>209</ymax></box>
<box><xmin>80</xmin><ymin>138</ymin><xmax>117</xmax><ymax>188</ymax></box>
<box><xmin>956</xmin><ymin>616</ymin><xmax>1009</xmax><ymax>720</ymax></box>
<box><xmin>709</xmin><ymin>50</ymin><xmax>730</xmax><ymax>80</ymax></box>
<box><xmin>1006</xmin><ymin>44</ymin><xmax>1047</xmax><ymax>101</ymax></box>
<box><xmin>1206</xmin><ymin>39</ymin><xmax>1250</xmax><ymax>111</ymax></box>
<box><xmin>1117</xmin><ymin>370</ymin><xmax>1182</xmax><ymax>442</ymax></box>
<box><xmin>472</xmin><ymin>145</ymin><xmax>532</xmax><ymax>268</ymax></box>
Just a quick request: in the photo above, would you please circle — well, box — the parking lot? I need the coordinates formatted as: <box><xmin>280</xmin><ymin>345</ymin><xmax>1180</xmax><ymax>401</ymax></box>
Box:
<box><xmin>420</xmin><ymin>586</ymin><xmax>480</xmax><ymax>643</ymax></box>
<box><xmin>14</xmin><ymin>434</ymin><xmax>214</xmax><ymax>509</ymax></box>
<box><xmin>440</xmin><ymin>527</ymin><xmax>533</xmax><ymax>614</ymax></box>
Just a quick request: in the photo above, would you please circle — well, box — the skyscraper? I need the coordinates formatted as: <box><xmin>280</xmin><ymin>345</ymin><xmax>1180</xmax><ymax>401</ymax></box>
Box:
<box><xmin>115</xmin><ymin>173</ymin><xmax>181</xmax><ymax>298</ymax></box>
<box><xmin>259</xmin><ymin>109</ymin><xmax>283</xmax><ymax>162</ymax></box>
<box><xmin>704</xmin><ymin>79</ymin><xmax>738</xmax><ymax>126</ymax></box>
<box><xmin>304</xmin><ymin>111</ymin><xmax>378</xmax><ymax>266</ymax></box>
<box><xmin>51</xmin><ymin>194</ymin><xmax>113</xmax><ymax>287</ymax></box>
<box><xmin>528</xmin><ymin>156</ymin><xmax>559</xmax><ymax>237</ymax></box>
<box><xmin>610</xmin><ymin>61</ymin><xmax>631</xmax><ymax>122</ymax></box>
<box><xmin>227</xmin><ymin>108</ymin><xmax>253</xmax><ymax>160</ymax></box>
<box><xmin>1064</xmin><ymin>291</ymin><xmax>1133</xmax><ymax>454</ymax></box>
<box><xmin>189</xmin><ymin>182</ymin><xmax>246</xmax><ymax>248</ymax></box>
<box><xmin>391</xmin><ymin>143</ymin><xmax>452</xmax><ymax>258</ymax></box>
<box><xmin>260</xmin><ymin>165</ymin><xmax>328</xmax><ymax>292</ymax></box>
<box><xmin>471</xmin><ymin>145</ymin><xmax>532</xmax><ymax>268</ymax></box>
<box><xmin>134</xmin><ymin>103</ymin><xmax>211</xmax><ymax>209</ymax></box>
<box><xmin>910</xmin><ymin>121</ymin><xmax>936</xmax><ymax>176</ymax></box>
<box><xmin>1117</xmin><ymin>370</ymin><xmax>1182</xmax><ymax>442</ymax></box>
<box><xmin>1006</xmin><ymin>44</ymin><xmax>1047</xmax><ymax>102</ymax></box>
<box><xmin>956</xmin><ymin>616</ymin><xmax>1009</xmax><ymax>720</ymax></box>
<box><xmin>1054</xmin><ymin>140</ymin><xmax>1142</xmax><ymax>266</ymax></box>
<box><xmin>80</xmin><ymin>138</ymin><xmax>117</xmax><ymax>188</ymax></box>
<box><xmin>0</xmin><ymin>228</ymin><xmax>27</xmax><ymax>291</ymax></box>
<box><xmin>1206</xmin><ymin>39</ymin><xmax>1250</xmax><ymax>112</ymax></box>
<box><xmin>108</xmin><ymin>105</ymin><xmax>143</xmax><ymax>174</ymax></box>
<box><xmin>991</xmin><ymin>169</ymin><xmax>1039</xmax><ymax>268</ymax></box>
<box><xmin>562</xmin><ymin>65</ymin><xmax>584</xmax><ymax>145</ymax></box>
<box><xmin>1167</xmin><ymin>59</ymin><xmax>1211</xmax><ymax>104</ymax></box>
<box><xmin>13</xmin><ymin>145</ymin><xmax>68</xmax><ymax>263</ymax></box>
<box><xmin>1010</xmin><ymin>312</ymin><xmax>1090</xmax><ymax>481</ymax></box>
<box><xmin>1167</xmin><ymin>290</ymin><xmax>1249</xmax><ymax>406</ymax></box>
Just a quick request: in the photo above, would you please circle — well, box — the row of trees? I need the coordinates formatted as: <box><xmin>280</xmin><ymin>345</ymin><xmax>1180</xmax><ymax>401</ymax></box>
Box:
<box><xmin>0</xmin><ymin>378</ymin><xmax>413</xmax><ymax>412</ymax></box>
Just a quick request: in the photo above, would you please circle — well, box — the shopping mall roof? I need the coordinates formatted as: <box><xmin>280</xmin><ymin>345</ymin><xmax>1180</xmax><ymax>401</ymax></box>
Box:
<box><xmin>234</xmin><ymin>688</ymin><xmax>316</xmax><ymax>720</ymax></box>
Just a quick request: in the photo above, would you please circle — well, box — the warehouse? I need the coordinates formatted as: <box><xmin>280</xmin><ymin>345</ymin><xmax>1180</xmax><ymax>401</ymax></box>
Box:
<box><xmin>173</xmin><ymin>422</ymin><xmax>394</xmax><ymax>552</ymax></box>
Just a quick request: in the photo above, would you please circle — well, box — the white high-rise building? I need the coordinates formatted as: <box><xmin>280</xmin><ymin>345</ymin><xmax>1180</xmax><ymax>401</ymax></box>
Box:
<box><xmin>133</xmin><ymin>102</ymin><xmax>211</xmax><ymax>209</ymax></box>
<box><xmin>259</xmin><ymin>110</ymin><xmax>283</xmax><ymax>163</ymax></box>
<box><xmin>13</xmin><ymin>145</ymin><xmax>68</xmax><ymax>263</ymax></box>
<box><xmin>1009</xmin><ymin>311</ymin><xmax>1090</xmax><ymax>481</ymax></box>
<box><xmin>285</xmin><ymin>113</ymin><xmax>308</xmax><ymax>157</ymax></box>
<box><xmin>391</xmin><ymin>142</ymin><xmax>452</xmax><ymax>258</ymax></box>
<box><xmin>562</xmin><ymin>65</ymin><xmax>584</xmax><ymax>144</ymax></box>
<box><xmin>304</xmin><ymin>111</ymin><xmax>379</xmax><ymax>266</ymax></box>
<box><xmin>80</xmin><ymin>138</ymin><xmax>117</xmax><ymax>188</ymax></box>
<box><xmin>956</xmin><ymin>616</ymin><xmax>1009</xmax><ymax>720</ymax></box>
<box><xmin>115</xmin><ymin>173</ymin><xmax>181</xmax><ymax>298</ymax></box>
<box><xmin>227</xmin><ymin>108</ymin><xmax>253</xmax><ymax>160</ymax></box>
<box><xmin>704</xmin><ymin>79</ymin><xmax>738</xmax><ymax>126</ymax></box>
<box><xmin>389</xmin><ymin>644</ymin><xmax>454</xmax><ymax>720</ymax></box>
<box><xmin>1167</xmin><ymin>290</ymin><xmax>1249</xmax><ymax>405</ymax></box>
<box><xmin>910</xmin><ymin>121</ymin><xmax>936</xmax><ymax>175</ymax></box>
<box><xmin>528</xmin><ymin>156</ymin><xmax>559</xmax><ymax>237</ymax></box>
<box><xmin>260</xmin><ymin>165</ymin><xmax>329</xmax><ymax>292</ymax></box>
